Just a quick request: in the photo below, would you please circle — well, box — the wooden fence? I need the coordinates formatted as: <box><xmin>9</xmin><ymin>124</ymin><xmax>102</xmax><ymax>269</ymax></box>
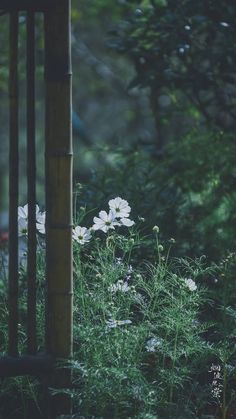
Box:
<box><xmin>0</xmin><ymin>1</ymin><xmax>73</xmax><ymax>417</ymax></box>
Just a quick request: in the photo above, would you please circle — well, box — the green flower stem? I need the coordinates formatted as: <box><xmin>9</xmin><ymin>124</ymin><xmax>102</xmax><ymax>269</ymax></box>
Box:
<box><xmin>74</xmin><ymin>249</ymin><xmax>87</xmax><ymax>318</ymax></box>
<box><xmin>164</xmin><ymin>244</ymin><xmax>172</xmax><ymax>270</ymax></box>
<box><xmin>221</xmin><ymin>271</ymin><xmax>229</xmax><ymax>419</ymax></box>
<box><xmin>222</xmin><ymin>364</ymin><xmax>228</xmax><ymax>419</ymax></box>
<box><xmin>169</xmin><ymin>293</ymin><xmax>183</xmax><ymax>403</ymax></box>
<box><xmin>169</xmin><ymin>324</ymin><xmax>179</xmax><ymax>404</ymax></box>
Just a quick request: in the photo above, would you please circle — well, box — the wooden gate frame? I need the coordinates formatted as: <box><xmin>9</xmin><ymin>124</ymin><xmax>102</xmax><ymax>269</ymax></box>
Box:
<box><xmin>0</xmin><ymin>0</ymin><xmax>73</xmax><ymax>416</ymax></box>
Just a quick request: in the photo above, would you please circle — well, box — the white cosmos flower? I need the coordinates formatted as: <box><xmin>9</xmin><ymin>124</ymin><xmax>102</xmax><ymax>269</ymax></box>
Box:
<box><xmin>18</xmin><ymin>204</ymin><xmax>46</xmax><ymax>236</ymax></box>
<box><xmin>145</xmin><ymin>337</ymin><xmax>163</xmax><ymax>353</ymax></box>
<box><xmin>220</xmin><ymin>21</ymin><xmax>229</xmax><ymax>27</ymax></box>
<box><xmin>108</xmin><ymin>280</ymin><xmax>130</xmax><ymax>293</ymax></box>
<box><xmin>18</xmin><ymin>204</ymin><xmax>40</xmax><ymax>220</ymax></box>
<box><xmin>106</xmin><ymin>319</ymin><xmax>132</xmax><ymax>329</ymax></box>
<box><xmin>72</xmin><ymin>226</ymin><xmax>91</xmax><ymax>244</ymax></box>
<box><xmin>92</xmin><ymin>210</ymin><xmax>119</xmax><ymax>233</ymax></box>
<box><xmin>184</xmin><ymin>278</ymin><xmax>197</xmax><ymax>291</ymax></box>
<box><xmin>108</xmin><ymin>197</ymin><xmax>131</xmax><ymax>218</ymax></box>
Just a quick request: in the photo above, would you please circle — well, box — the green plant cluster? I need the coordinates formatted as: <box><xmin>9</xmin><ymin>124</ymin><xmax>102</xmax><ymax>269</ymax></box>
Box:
<box><xmin>78</xmin><ymin>128</ymin><xmax>236</xmax><ymax>261</ymax></box>
<box><xmin>0</xmin><ymin>206</ymin><xmax>236</xmax><ymax>418</ymax></box>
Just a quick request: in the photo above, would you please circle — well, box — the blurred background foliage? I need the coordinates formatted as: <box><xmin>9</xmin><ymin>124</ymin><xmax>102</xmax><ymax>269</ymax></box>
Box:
<box><xmin>0</xmin><ymin>0</ymin><xmax>236</xmax><ymax>260</ymax></box>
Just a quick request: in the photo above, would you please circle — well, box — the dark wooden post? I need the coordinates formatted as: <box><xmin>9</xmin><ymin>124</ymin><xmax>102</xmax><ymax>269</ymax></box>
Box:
<box><xmin>44</xmin><ymin>0</ymin><xmax>73</xmax><ymax>415</ymax></box>
<box><xmin>26</xmin><ymin>10</ymin><xmax>37</xmax><ymax>355</ymax></box>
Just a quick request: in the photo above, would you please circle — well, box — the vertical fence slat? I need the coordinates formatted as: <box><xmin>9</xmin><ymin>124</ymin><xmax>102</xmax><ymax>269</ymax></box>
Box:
<box><xmin>26</xmin><ymin>10</ymin><xmax>37</xmax><ymax>354</ymax></box>
<box><xmin>8</xmin><ymin>11</ymin><xmax>19</xmax><ymax>357</ymax></box>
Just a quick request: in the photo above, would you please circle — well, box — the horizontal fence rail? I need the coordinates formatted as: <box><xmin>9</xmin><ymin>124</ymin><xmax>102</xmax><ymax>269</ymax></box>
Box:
<box><xmin>0</xmin><ymin>0</ymin><xmax>57</xmax><ymax>12</ymax></box>
<box><xmin>0</xmin><ymin>354</ymin><xmax>53</xmax><ymax>378</ymax></box>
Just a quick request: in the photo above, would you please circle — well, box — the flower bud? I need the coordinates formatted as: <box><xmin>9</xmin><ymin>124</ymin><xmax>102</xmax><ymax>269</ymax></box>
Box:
<box><xmin>76</xmin><ymin>182</ymin><xmax>83</xmax><ymax>190</ymax></box>
<box><xmin>106</xmin><ymin>235</ymin><xmax>115</xmax><ymax>246</ymax></box>
<box><xmin>158</xmin><ymin>244</ymin><xmax>164</xmax><ymax>252</ymax></box>
<box><xmin>153</xmin><ymin>225</ymin><xmax>159</xmax><ymax>233</ymax></box>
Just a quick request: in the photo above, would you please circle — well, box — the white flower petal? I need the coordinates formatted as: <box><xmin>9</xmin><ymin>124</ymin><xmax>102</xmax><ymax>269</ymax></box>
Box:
<box><xmin>92</xmin><ymin>222</ymin><xmax>104</xmax><ymax>231</ymax></box>
<box><xmin>23</xmin><ymin>204</ymin><xmax>28</xmax><ymax>214</ymax></box>
<box><xmin>120</xmin><ymin>218</ymin><xmax>135</xmax><ymax>227</ymax></box>
<box><xmin>100</xmin><ymin>225</ymin><xmax>112</xmax><ymax>233</ymax></box>
<box><xmin>99</xmin><ymin>210</ymin><xmax>109</xmax><ymax>221</ymax></box>
<box><xmin>36</xmin><ymin>223</ymin><xmax>45</xmax><ymax>234</ymax></box>
<box><xmin>18</xmin><ymin>218</ymin><xmax>28</xmax><ymax>236</ymax></box>
<box><xmin>36</xmin><ymin>211</ymin><xmax>45</xmax><ymax>224</ymax></box>
<box><xmin>18</xmin><ymin>205</ymin><xmax>28</xmax><ymax>219</ymax></box>
<box><xmin>93</xmin><ymin>216</ymin><xmax>104</xmax><ymax>224</ymax></box>
<box><xmin>120</xmin><ymin>202</ymin><xmax>130</xmax><ymax>210</ymax></box>
<box><xmin>80</xmin><ymin>227</ymin><xmax>87</xmax><ymax>234</ymax></box>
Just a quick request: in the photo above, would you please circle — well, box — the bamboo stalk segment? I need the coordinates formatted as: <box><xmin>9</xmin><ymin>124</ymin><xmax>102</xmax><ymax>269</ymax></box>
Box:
<box><xmin>44</xmin><ymin>2</ymin><xmax>73</xmax><ymax>413</ymax></box>
<box><xmin>8</xmin><ymin>11</ymin><xmax>19</xmax><ymax>357</ymax></box>
<box><xmin>44</xmin><ymin>0</ymin><xmax>73</xmax><ymax>360</ymax></box>
<box><xmin>26</xmin><ymin>10</ymin><xmax>37</xmax><ymax>355</ymax></box>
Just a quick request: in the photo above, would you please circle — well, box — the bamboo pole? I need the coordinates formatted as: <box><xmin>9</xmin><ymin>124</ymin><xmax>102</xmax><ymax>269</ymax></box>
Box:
<box><xmin>44</xmin><ymin>0</ymin><xmax>73</xmax><ymax>414</ymax></box>
<box><xmin>26</xmin><ymin>10</ymin><xmax>37</xmax><ymax>355</ymax></box>
<box><xmin>8</xmin><ymin>11</ymin><xmax>19</xmax><ymax>357</ymax></box>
